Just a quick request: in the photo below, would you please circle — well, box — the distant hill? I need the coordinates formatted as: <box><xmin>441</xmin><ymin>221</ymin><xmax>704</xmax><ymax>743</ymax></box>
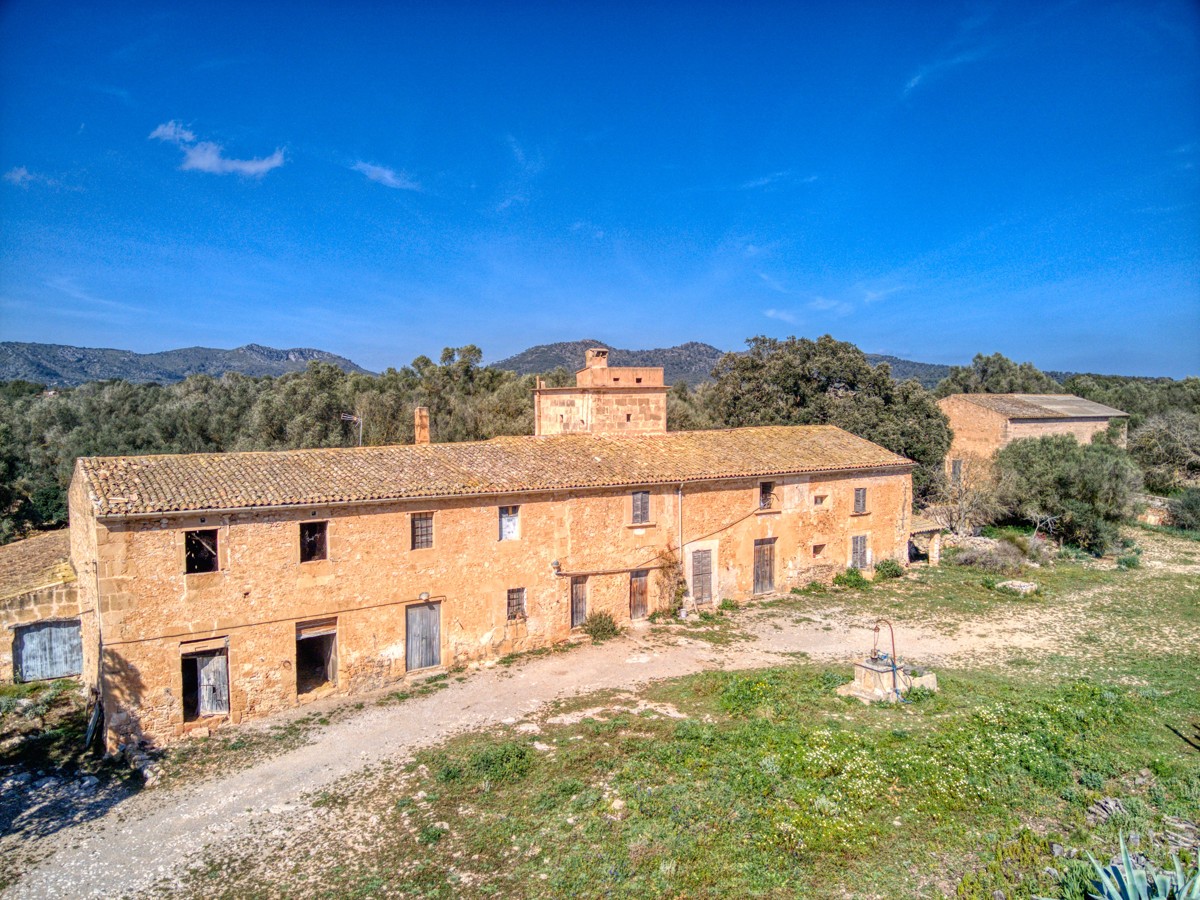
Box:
<box><xmin>492</xmin><ymin>339</ymin><xmax>956</xmax><ymax>388</ymax></box>
<box><xmin>0</xmin><ymin>342</ymin><xmax>374</xmax><ymax>387</ymax></box>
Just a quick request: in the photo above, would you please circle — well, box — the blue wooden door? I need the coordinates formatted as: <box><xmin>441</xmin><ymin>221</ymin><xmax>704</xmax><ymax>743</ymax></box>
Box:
<box><xmin>14</xmin><ymin>620</ymin><xmax>82</xmax><ymax>682</ymax></box>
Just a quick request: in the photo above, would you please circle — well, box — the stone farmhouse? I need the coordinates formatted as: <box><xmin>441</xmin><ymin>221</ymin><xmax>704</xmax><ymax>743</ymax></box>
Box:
<box><xmin>22</xmin><ymin>350</ymin><xmax>919</xmax><ymax>750</ymax></box>
<box><xmin>939</xmin><ymin>393</ymin><xmax>1128</xmax><ymax>481</ymax></box>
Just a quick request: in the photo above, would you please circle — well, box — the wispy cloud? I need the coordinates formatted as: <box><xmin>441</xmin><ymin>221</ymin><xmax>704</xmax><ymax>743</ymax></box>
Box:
<box><xmin>5</xmin><ymin>167</ymin><xmax>50</xmax><ymax>188</ymax></box>
<box><xmin>352</xmin><ymin>161</ymin><xmax>420</xmax><ymax>191</ymax></box>
<box><xmin>757</xmin><ymin>272</ymin><xmax>792</xmax><ymax>294</ymax></box>
<box><xmin>87</xmin><ymin>83</ymin><xmax>135</xmax><ymax>107</ymax></box>
<box><xmin>44</xmin><ymin>276</ymin><xmax>146</xmax><ymax>317</ymax></box>
<box><xmin>764</xmin><ymin>308</ymin><xmax>798</xmax><ymax>324</ymax></box>
<box><xmin>739</xmin><ymin>171</ymin><xmax>818</xmax><ymax>190</ymax></box>
<box><xmin>497</xmin><ymin>134</ymin><xmax>545</xmax><ymax>211</ymax></box>
<box><xmin>808</xmin><ymin>296</ymin><xmax>854</xmax><ymax>316</ymax></box>
<box><xmin>903</xmin><ymin>49</ymin><xmax>986</xmax><ymax>96</ymax></box>
<box><xmin>862</xmin><ymin>285</ymin><xmax>905</xmax><ymax>304</ymax></box>
<box><xmin>903</xmin><ymin>9</ymin><xmax>993</xmax><ymax>97</ymax></box>
<box><xmin>150</xmin><ymin>120</ymin><xmax>285</xmax><ymax>177</ymax></box>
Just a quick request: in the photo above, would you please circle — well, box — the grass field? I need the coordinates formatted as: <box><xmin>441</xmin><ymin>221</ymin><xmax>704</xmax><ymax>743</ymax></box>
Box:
<box><xmin>169</xmin><ymin>528</ymin><xmax>1200</xmax><ymax>899</ymax></box>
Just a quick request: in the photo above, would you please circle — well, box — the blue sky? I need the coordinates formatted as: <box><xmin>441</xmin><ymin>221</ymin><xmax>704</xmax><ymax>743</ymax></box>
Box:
<box><xmin>1</xmin><ymin>1</ymin><xmax>1197</xmax><ymax>377</ymax></box>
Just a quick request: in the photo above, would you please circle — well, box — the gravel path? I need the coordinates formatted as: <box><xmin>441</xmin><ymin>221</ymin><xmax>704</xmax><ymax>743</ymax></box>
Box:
<box><xmin>4</xmin><ymin>600</ymin><xmax>1060</xmax><ymax>899</ymax></box>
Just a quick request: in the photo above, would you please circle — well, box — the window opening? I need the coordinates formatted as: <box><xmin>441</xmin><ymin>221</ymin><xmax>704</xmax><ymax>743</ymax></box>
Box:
<box><xmin>185</xmin><ymin>529</ymin><xmax>219</xmax><ymax>574</ymax></box>
<box><xmin>507</xmin><ymin>588</ymin><xmax>526</xmax><ymax>621</ymax></box>
<box><xmin>411</xmin><ymin>512</ymin><xmax>433</xmax><ymax>550</ymax></box>
<box><xmin>814</xmin><ymin>494</ymin><xmax>827</xmax><ymax>506</ymax></box>
<box><xmin>812</xmin><ymin>543</ymin><xmax>826</xmax><ymax>558</ymax></box>
<box><xmin>759</xmin><ymin>481</ymin><xmax>775</xmax><ymax>509</ymax></box>
<box><xmin>854</xmin><ymin>488</ymin><xmax>868</xmax><ymax>514</ymax></box>
<box><xmin>951</xmin><ymin>458</ymin><xmax>963</xmax><ymax>485</ymax></box>
<box><xmin>632</xmin><ymin>490</ymin><xmax>650</xmax><ymax>524</ymax></box>
<box><xmin>300</xmin><ymin>521</ymin><xmax>327</xmax><ymax>562</ymax></box>
<box><xmin>499</xmin><ymin>506</ymin><xmax>520</xmax><ymax>541</ymax></box>
<box><xmin>296</xmin><ymin>620</ymin><xmax>337</xmax><ymax>694</ymax></box>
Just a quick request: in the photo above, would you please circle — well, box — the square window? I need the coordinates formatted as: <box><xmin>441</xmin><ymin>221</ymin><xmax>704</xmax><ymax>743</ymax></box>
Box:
<box><xmin>759</xmin><ymin>481</ymin><xmax>775</xmax><ymax>509</ymax></box>
<box><xmin>813</xmin><ymin>543</ymin><xmax>826</xmax><ymax>558</ymax></box>
<box><xmin>300</xmin><ymin>521</ymin><xmax>327</xmax><ymax>562</ymax></box>
<box><xmin>185</xmin><ymin>529</ymin><xmax>219</xmax><ymax>574</ymax></box>
<box><xmin>631</xmin><ymin>490</ymin><xmax>650</xmax><ymax>524</ymax></box>
<box><xmin>499</xmin><ymin>506</ymin><xmax>520</xmax><ymax>541</ymax></box>
<box><xmin>814</xmin><ymin>494</ymin><xmax>827</xmax><ymax>507</ymax></box>
<box><xmin>854</xmin><ymin>488</ymin><xmax>867</xmax><ymax>514</ymax></box>
<box><xmin>411</xmin><ymin>512</ymin><xmax>433</xmax><ymax>550</ymax></box>
<box><xmin>507</xmin><ymin>588</ymin><xmax>526</xmax><ymax>621</ymax></box>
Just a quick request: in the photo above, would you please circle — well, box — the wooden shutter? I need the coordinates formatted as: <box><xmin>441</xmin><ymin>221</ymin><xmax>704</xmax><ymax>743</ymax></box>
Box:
<box><xmin>753</xmin><ymin>539</ymin><xmax>775</xmax><ymax>595</ymax></box>
<box><xmin>198</xmin><ymin>652</ymin><xmax>229</xmax><ymax>716</ymax></box>
<box><xmin>854</xmin><ymin>488</ymin><xmax>867</xmax><ymax>514</ymax></box>
<box><xmin>632</xmin><ymin>491</ymin><xmax>650</xmax><ymax>524</ymax></box>
<box><xmin>629</xmin><ymin>570</ymin><xmax>648</xmax><ymax>619</ymax></box>
<box><xmin>691</xmin><ymin>550</ymin><xmax>713</xmax><ymax>604</ymax></box>
<box><xmin>571</xmin><ymin>576</ymin><xmax>588</xmax><ymax>627</ymax></box>
<box><xmin>406</xmin><ymin>602</ymin><xmax>442</xmax><ymax>670</ymax></box>
<box><xmin>852</xmin><ymin>535</ymin><xmax>868</xmax><ymax>569</ymax></box>
<box><xmin>14</xmin><ymin>620</ymin><xmax>82</xmax><ymax>682</ymax></box>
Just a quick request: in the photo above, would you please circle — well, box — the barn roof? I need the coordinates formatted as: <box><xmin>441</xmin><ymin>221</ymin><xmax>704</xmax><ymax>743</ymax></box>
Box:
<box><xmin>945</xmin><ymin>394</ymin><xmax>1127</xmax><ymax>420</ymax></box>
<box><xmin>75</xmin><ymin>425</ymin><xmax>913</xmax><ymax>518</ymax></box>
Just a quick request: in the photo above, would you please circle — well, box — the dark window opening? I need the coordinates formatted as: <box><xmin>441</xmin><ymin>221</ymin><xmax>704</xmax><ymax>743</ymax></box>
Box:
<box><xmin>814</xmin><ymin>494</ymin><xmax>827</xmax><ymax>506</ymax></box>
<box><xmin>691</xmin><ymin>549</ymin><xmax>713</xmax><ymax>604</ymax></box>
<box><xmin>411</xmin><ymin>512</ymin><xmax>433</xmax><ymax>550</ymax></box>
<box><xmin>760</xmin><ymin>481</ymin><xmax>775</xmax><ymax>509</ymax></box>
<box><xmin>182</xmin><ymin>649</ymin><xmax>229</xmax><ymax>721</ymax></box>
<box><xmin>300</xmin><ymin>521</ymin><xmax>327</xmax><ymax>562</ymax></box>
<box><xmin>626</xmin><ymin>413</ymin><xmax>632</xmax><ymax>422</ymax></box>
<box><xmin>296</xmin><ymin>621</ymin><xmax>337</xmax><ymax>694</ymax></box>
<box><xmin>185</xmin><ymin>529</ymin><xmax>219</xmax><ymax>574</ymax></box>
<box><xmin>632</xmin><ymin>490</ymin><xmax>650</xmax><ymax>524</ymax></box>
<box><xmin>635</xmin><ymin>377</ymin><xmax>642</xmax><ymax>384</ymax></box>
<box><xmin>813</xmin><ymin>543</ymin><xmax>826</xmax><ymax>557</ymax></box>
<box><xmin>951</xmin><ymin>459</ymin><xmax>963</xmax><ymax>485</ymax></box>
<box><xmin>854</xmin><ymin>488</ymin><xmax>868</xmax><ymax>514</ymax></box>
<box><xmin>507</xmin><ymin>588</ymin><xmax>526</xmax><ymax>621</ymax></box>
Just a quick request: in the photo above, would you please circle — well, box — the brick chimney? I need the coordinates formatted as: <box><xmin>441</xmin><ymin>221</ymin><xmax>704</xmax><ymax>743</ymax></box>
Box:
<box><xmin>414</xmin><ymin>407</ymin><xmax>430</xmax><ymax>445</ymax></box>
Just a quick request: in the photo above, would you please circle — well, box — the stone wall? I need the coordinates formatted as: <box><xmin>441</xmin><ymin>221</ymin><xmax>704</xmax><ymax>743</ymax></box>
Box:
<box><xmin>534</xmin><ymin>387</ymin><xmax>668</xmax><ymax>435</ymax></box>
<box><xmin>0</xmin><ymin>530</ymin><xmax>82</xmax><ymax>682</ymax></box>
<box><xmin>1006</xmin><ymin>417</ymin><xmax>1121</xmax><ymax>447</ymax></box>
<box><xmin>74</xmin><ymin>467</ymin><xmax>912</xmax><ymax>749</ymax></box>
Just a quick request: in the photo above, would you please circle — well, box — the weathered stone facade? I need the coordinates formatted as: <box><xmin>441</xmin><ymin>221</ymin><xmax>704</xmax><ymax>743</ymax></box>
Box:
<box><xmin>0</xmin><ymin>531</ymin><xmax>81</xmax><ymax>682</ymax></box>
<box><xmin>67</xmin><ymin>351</ymin><xmax>918</xmax><ymax>750</ymax></box>
<box><xmin>939</xmin><ymin>393</ymin><xmax>1128</xmax><ymax>476</ymax></box>
<box><xmin>534</xmin><ymin>348</ymin><xmax>668</xmax><ymax>436</ymax></box>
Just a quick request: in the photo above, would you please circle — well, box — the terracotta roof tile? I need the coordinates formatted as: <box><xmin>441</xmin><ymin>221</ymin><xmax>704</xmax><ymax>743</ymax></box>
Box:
<box><xmin>946</xmin><ymin>394</ymin><xmax>1127</xmax><ymax>419</ymax></box>
<box><xmin>0</xmin><ymin>531</ymin><xmax>73</xmax><ymax>601</ymax></box>
<box><xmin>76</xmin><ymin>426</ymin><xmax>912</xmax><ymax>518</ymax></box>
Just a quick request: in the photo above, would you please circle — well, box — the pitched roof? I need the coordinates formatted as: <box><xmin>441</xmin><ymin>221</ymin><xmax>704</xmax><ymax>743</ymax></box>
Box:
<box><xmin>75</xmin><ymin>426</ymin><xmax>912</xmax><ymax>518</ymax></box>
<box><xmin>945</xmin><ymin>394</ymin><xmax>1127</xmax><ymax>420</ymax></box>
<box><xmin>0</xmin><ymin>531</ymin><xmax>73</xmax><ymax>602</ymax></box>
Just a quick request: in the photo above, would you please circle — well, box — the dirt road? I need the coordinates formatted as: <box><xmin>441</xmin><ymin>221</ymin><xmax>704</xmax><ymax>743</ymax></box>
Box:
<box><xmin>4</xmin><ymin>600</ymin><xmax>1061</xmax><ymax>899</ymax></box>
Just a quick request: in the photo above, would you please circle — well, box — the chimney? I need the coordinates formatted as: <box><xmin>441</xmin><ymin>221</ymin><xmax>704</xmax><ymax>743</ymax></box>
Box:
<box><xmin>585</xmin><ymin>348</ymin><xmax>609</xmax><ymax>369</ymax></box>
<box><xmin>414</xmin><ymin>407</ymin><xmax>430</xmax><ymax>445</ymax></box>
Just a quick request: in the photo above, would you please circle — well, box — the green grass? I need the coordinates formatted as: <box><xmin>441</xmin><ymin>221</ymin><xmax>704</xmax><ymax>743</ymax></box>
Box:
<box><xmin>0</xmin><ymin>678</ymin><xmax>95</xmax><ymax>771</ymax></box>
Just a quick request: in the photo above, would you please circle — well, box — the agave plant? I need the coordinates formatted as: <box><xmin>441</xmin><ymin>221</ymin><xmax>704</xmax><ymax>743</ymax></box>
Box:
<box><xmin>1086</xmin><ymin>834</ymin><xmax>1200</xmax><ymax>900</ymax></box>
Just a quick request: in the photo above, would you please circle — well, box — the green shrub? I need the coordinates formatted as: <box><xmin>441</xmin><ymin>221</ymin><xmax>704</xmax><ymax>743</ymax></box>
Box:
<box><xmin>949</xmin><ymin>542</ymin><xmax>1025</xmax><ymax>574</ymax></box>
<box><xmin>832</xmin><ymin>567</ymin><xmax>870</xmax><ymax>589</ymax></box>
<box><xmin>1169</xmin><ymin>488</ymin><xmax>1200</xmax><ymax>531</ymax></box>
<box><xmin>719</xmin><ymin>598</ymin><xmax>739</xmax><ymax>611</ymax></box>
<box><xmin>581</xmin><ymin>611</ymin><xmax>620</xmax><ymax>643</ymax></box>
<box><xmin>791</xmin><ymin>581</ymin><xmax>827</xmax><ymax>595</ymax></box>
<box><xmin>467</xmin><ymin>741</ymin><xmax>533</xmax><ymax>782</ymax></box>
<box><xmin>873</xmin><ymin>558</ymin><xmax>903</xmax><ymax>581</ymax></box>
<box><xmin>1116</xmin><ymin>554</ymin><xmax>1140</xmax><ymax>570</ymax></box>
<box><xmin>1085</xmin><ymin>834</ymin><xmax>1200</xmax><ymax>899</ymax></box>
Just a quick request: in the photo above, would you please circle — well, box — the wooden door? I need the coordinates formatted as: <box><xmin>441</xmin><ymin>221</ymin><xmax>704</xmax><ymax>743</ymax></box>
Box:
<box><xmin>753</xmin><ymin>538</ymin><xmax>776</xmax><ymax>595</ymax></box>
<box><xmin>571</xmin><ymin>576</ymin><xmax>588</xmax><ymax>628</ymax></box>
<box><xmin>629</xmin><ymin>570</ymin><xmax>648</xmax><ymax>619</ymax></box>
<box><xmin>852</xmin><ymin>535</ymin><xmax>868</xmax><ymax>569</ymax></box>
<box><xmin>691</xmin><ymin>549</ymin><xmax>712</xmax><ymax>604</ymax></box>
<box><xmin>14</xmin><ymin>620</ymin><xmax>82</xmax><ymax>682</ymax></box>
<box><xmin>197</xmin><ymin>652</ymin><xmax>229</xmax><ymax>716</ymax></box>
<box><xmin>406</xmin><ymin>602</ymin><xmax>441</xmax><ymax>671</ymax></box>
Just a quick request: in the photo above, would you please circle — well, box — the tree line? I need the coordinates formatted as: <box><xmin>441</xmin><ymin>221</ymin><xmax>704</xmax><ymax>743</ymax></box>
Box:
<box><xmin>1</xmin><ymin>337</ymin><xmax>1196</xmax><ymax>548</ymax></box>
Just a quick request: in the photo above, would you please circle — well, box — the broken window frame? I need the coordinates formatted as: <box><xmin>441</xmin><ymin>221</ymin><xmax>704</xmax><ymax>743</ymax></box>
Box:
<box><xmin>184</xmin><ymin>529</ymin><xmax>219</xmax><ymax>574</ymax></box>
<box><xmin>759</xmin><ymin>481</ymin><xmax>775</xmax><ymax>510</ymax></box>
<box><xmin>411</xmin><ymin>512</ymin><xmax>434</xmax><ymax>550</ymax></box>
<box><xmin>506</xmin><ymin>588</ymin><xmax>526</xmax><ymax>621</ymax></box>
<box><xmin>299</xmin><ymin>520</ymin><xmax>328</xmax><ymax>563</ymax></box>
<box><xmin>631</xmin><ymin>490</ymin><xmax>650</xmax><ymax>524</ymax></box>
